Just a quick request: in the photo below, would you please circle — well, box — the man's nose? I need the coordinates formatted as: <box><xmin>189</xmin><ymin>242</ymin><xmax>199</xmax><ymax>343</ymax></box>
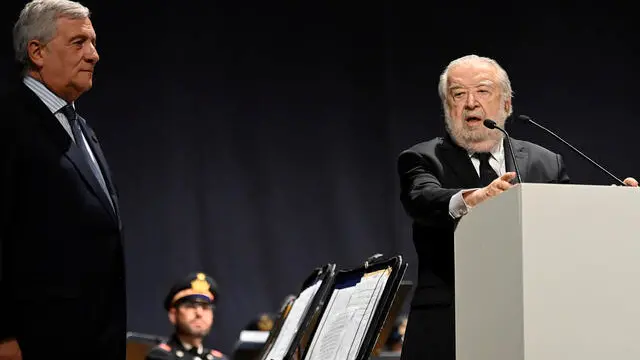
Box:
<box><xmin>85</xmin><ymin>43</ymin><xmax>99</xmax><ymax>63</ymax></box>
<box><xmin>465</xmin><ymin>93</ymin><xmax>477</xmax><ymax>109</ymax></box>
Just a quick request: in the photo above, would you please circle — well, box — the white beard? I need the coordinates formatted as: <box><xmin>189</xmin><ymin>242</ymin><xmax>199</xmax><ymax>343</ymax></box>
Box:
<box><xmin>445</xmin><ymin>107</ymin><xmax>507</xmax><ymax>153</ymax></box>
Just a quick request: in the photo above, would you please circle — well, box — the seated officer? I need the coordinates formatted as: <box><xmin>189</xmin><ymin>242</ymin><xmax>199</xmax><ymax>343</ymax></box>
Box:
<box><xmin>146</xmin><ymin>272</ymin><xmax>227</xmax><ymax>360</ymax></box>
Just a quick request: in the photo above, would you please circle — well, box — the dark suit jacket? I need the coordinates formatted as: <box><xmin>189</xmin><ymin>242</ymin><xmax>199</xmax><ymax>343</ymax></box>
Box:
<box><xmin>398</xmin><ymin>133</ymin><xmax>570</xmax><ymax>308</ymax></box>
<box><xmin>397</xmin><ymin>133</ymin><xmax>570</xmax><ymax>360</ymax></box>
<box><xmin>0</xmin><ymin>81</ymin><xmax>126</xmax><ymax>359</ymax></box>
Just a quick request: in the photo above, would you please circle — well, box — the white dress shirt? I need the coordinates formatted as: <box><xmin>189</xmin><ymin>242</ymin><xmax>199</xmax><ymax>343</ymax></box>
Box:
<box><xmin>449</xmin><ymin>139</ymin><xmax>506</xmax><ymax>218</ymax></box>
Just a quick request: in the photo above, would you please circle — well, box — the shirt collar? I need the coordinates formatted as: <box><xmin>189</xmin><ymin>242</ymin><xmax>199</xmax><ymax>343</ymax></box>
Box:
<box><xmin>181</xmin><ymin>342</ymin><xmax>203</xmax><ymax>354</ymax></box>
<box><xmin>468</xmin><ymin>137</ymin><xmax>504</xmax><ymax>160</ymax></box>
<box><xmin>22</xmin><ymin>75</ymin><xmax>74</xmax><ymax>114</ymax></box>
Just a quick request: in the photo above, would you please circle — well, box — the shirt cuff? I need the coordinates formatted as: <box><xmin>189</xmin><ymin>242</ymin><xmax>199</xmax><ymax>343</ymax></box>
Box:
<box><xmin>449</xmin><ymin>189</ymin><xmax>477</xmax><ymax>219</ymax></box>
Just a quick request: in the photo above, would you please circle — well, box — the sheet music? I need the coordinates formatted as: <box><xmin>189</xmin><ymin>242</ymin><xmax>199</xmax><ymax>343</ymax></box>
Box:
<box><xmin>304</xmin><ymin>268</ymin><xmax>390</xmax><ymax>360</ymax></box>
<box><xmin>265</xmin><ymin>280</ymin><xmax>323</xmax><ymax>360</ymax></box>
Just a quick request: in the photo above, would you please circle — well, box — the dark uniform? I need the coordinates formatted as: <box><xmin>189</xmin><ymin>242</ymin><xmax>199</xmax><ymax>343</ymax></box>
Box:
<box><xmin>146</xmin><ymin>272</ymin><xmax>228</xmax><ymax>360</ymax></box>
<box><xmin>145</xmin><ymin>334</ymin><xmax>227</xmax><ymax>360</ymax></box>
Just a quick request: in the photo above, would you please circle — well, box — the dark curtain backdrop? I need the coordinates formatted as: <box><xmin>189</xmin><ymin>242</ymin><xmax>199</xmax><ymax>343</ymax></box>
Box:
<box><xmin>1</xmin><ymin>1</ymin><xmax>637</xmax><ymax>354</ymax></box>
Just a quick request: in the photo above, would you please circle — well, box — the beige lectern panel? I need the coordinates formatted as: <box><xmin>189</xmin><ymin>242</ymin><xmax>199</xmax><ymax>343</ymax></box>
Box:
<box><xmin>521</xmin><ymin>184</ymin><xmax>640</xmax><ymax>360</ymax></box>
<box><xmin>455</xmin><ymin>183</ymin><xmax>640</xmax><ymax>360</ymax></box>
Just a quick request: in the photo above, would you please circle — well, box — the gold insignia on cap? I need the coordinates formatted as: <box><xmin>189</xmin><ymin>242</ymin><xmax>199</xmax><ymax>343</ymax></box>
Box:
<box><xmin>171</xmin><ymin>273</ymin><xmax>214</xmax><ymax>306</ymax></box>
<box><xmin>191</xmin><ymin>273</ymin><xmax>210</xmax><ymax>292</ymax></box>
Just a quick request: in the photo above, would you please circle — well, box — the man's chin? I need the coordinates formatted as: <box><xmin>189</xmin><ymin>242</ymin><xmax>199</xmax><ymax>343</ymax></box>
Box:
<box><xmin>73</xmin><ymin>79</ymin><xmax>93</xmax><ymax>92</ymax></box>
<box><xmin>466</xmin><ymin>138</ymin><xmax>500</xmax><ymax>153</ymax></box>
<box><xmin>188</xmin><ymin>329</ymin><xmax>210</xmax><ymax>337</ymax></box>
<box><xmin>449</xmin><ymin>130</ymin><xmax>499</xmax><ymax>152</ymax></box>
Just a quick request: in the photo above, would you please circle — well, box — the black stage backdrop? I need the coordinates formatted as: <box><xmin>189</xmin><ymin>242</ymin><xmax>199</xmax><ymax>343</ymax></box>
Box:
<box><xmin>1</xmin><ymin>1</ymin><xmax>637</xmax><ymax>354</ymax></box>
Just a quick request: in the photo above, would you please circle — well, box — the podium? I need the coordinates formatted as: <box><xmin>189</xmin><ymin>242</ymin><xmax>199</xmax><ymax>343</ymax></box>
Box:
<box><xmin>454</xmin><ymin>183</ymin><xmax>640</xmax><ymax>360</ymax></box>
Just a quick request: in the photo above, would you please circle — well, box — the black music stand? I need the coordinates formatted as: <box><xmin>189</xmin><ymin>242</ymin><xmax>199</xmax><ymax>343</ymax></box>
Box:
<box><xmin>299</xmin><ymin>254</ymin><xmax>408</xmax><ymax>360</ymax></box>
<box><xmin>258</xmin><ymin>263</ymin><xmax>337</xmax><ymax>360</ymax></box>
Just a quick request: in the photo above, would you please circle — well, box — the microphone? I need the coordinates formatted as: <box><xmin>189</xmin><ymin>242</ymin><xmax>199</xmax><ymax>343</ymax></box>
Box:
<box><xmin>517</xmin><ymin>114</ymin><xmax>626</xmax><ymax>186</ymax></box>
<box><xmin>483</xmin><ymin>119</ymin><xmax>523</xmax><ymax>184</ymax></box>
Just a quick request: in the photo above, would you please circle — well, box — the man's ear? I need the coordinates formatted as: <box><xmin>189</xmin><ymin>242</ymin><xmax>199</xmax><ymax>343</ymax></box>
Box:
<box><xmin>27</xmin><ymin>40</ymin><xmax>46</xmax><ymax>68</ymax></box>
<box><xmin>504</xmin><ymin>98</ymin><xmax>512</xmax><ymax>114</ymax></box>
<box><xmin>168</xmin><ymin>308</ymin><xmax>177</xmax><ymax>325</ymax></box>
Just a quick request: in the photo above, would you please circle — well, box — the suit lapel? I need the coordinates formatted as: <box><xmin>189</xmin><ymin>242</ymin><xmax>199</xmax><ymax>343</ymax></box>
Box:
<box><xmin>504</xmin><ymin>138</ymin><xmax>529</xmax><ymax>181</ymax></box>
<box><xmin>441</xmin><ymin>134</ymin><xmax>530</xmax><ymax>187</ymax></box>
<box><xmin>440</xmin><ymin>134</ymin><xmax>481</xmax><ymax>188</ymax></box>
<box><xmin>64</xmin><ymin>142</ymin><xmax>118</xmax><ymax>222</ymax></box>
<box><xmin>18</xmin><ymin>85</ymin><xmax>119</xmax><ymax>224</ymax></box>
<box><xmin>77</xmin><ymin>116</ymin><xmax>121</xmax><ymax>222</ymax></box>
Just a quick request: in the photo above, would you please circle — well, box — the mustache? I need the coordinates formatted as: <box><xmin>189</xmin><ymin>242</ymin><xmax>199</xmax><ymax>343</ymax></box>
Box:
<box><xmin>463</xmin><ymin>111</ymin><xmax>485</xmax><ymax>119</ymax></box>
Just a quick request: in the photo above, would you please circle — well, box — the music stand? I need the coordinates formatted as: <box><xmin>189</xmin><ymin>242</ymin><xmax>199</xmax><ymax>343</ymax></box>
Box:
<box><xmin>300</xmin><ymin>254</ymin><xmax>408</xmax><ymax>360</ymax></box>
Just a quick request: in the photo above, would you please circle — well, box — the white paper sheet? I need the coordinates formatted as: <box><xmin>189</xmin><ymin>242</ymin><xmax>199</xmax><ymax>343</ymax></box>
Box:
<box><xmin>304</xmin><ymin>268</ymin><xmax>391</xmax><ymax>360</ymax></box>
<box><xmin>264</xmin><ymin>280</ymin><xmax>323</xmax><ymax>360</ymax></box>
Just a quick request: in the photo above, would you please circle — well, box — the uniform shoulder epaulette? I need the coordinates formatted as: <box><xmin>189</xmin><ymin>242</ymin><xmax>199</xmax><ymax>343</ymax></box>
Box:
<box><xmin>145</xmin><ymin>343</ymin><xmax>174</xmax><ymax>360</ymax></box>
<box><xmin>208</xmin><ymin>349</ymin><xmax>227</xmax><ymax>359</ymax></box>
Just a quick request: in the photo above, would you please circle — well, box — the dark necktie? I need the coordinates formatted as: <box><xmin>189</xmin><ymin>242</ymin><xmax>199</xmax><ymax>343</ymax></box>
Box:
<box><xmin>60</xmin><ymin>104</ymin><xmax>112</xmax><ymax>203</ymax></box>
<box><xmin>476</xmin><ymin>152</ymin><xmax>499</xmax><ymax>187</ymax></box>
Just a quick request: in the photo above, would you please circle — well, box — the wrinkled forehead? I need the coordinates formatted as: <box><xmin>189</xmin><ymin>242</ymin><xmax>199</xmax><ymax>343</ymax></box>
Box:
<box><xmin>447</xmin><ymin>62</ymin><xmax>500</xmax><ymax>90</ymax></box>
<box><xmin>54</xmin><ymin>16</ymin><xmax>96</xmax><ymax>39</ymax></box>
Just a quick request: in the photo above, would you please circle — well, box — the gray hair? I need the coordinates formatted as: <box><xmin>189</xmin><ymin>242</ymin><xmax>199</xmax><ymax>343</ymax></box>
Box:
<box><xmin>13</xmin><ymin>0</ymin><xmax>90</xmax><ymax>68</ymax></box>
<box><xmin>438</xmin><ymin>54</ymin><xmax>514</xmax><ymax>116</ymax></box>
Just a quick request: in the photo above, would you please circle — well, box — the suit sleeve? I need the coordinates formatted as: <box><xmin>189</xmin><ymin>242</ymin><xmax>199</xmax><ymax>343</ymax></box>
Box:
<box><xmin>397</xmin><ymin>149</ymin><xmax>463</xmax><ymax>225</ymax></box>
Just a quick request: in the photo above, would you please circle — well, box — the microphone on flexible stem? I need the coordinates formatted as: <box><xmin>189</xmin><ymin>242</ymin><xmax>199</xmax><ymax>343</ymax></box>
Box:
<box><xmin>517</xmin><ymin>114</ymin><xmax>626</xmax><ymax>186</ymax></box>
<box><xmin>483</xmin><ymin>119</ymin><xmax>523</xmax><ymax>184</ymax></box>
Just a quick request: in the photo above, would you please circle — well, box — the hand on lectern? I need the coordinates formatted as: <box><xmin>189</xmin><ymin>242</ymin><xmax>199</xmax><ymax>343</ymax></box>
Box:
<box><xmin>463</xmin><ymin>172</ymin><xmax>517</xmax><ymax>208</ymax></box>
<box><xmin>623</xmin><ymin>177</ymin><xmax>639</xmax><ymax>187</ymax></box>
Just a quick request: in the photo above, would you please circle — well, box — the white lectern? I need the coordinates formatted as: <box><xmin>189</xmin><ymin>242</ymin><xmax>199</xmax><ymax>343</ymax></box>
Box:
<box><xmin>455</xmin><ymin>183</ymin><xmax>640</xmax><ymax>360</ymax></box>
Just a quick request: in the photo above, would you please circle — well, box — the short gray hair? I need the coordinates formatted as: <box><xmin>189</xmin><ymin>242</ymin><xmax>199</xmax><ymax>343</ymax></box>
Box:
<box><xmin>13</xmin><ymin>0</ymin><xmax>90</xmax><ymax>68</ymax></box>
<box><xmin>438</xmin><ymin>54</ymin><xmax>514</xmax><ymax>115</ymax></box>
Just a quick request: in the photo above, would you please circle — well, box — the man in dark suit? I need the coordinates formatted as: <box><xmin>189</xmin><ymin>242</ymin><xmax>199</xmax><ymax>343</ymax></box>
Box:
<box><xmin>0</xmin><ymin>1</ymin><xmax>126</xmax><ymax>359</ymax></box>
<box><xmin>397</xmin><ymin>54</ymin><xmax>638</xmax><ymax>360</ymax></box>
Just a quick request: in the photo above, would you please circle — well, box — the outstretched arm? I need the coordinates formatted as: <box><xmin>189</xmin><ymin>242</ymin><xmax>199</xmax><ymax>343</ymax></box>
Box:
<box><xmin>397</xmin><ymin>150</ymin><xmax>463</xmax><ymax>225</ymax></box>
